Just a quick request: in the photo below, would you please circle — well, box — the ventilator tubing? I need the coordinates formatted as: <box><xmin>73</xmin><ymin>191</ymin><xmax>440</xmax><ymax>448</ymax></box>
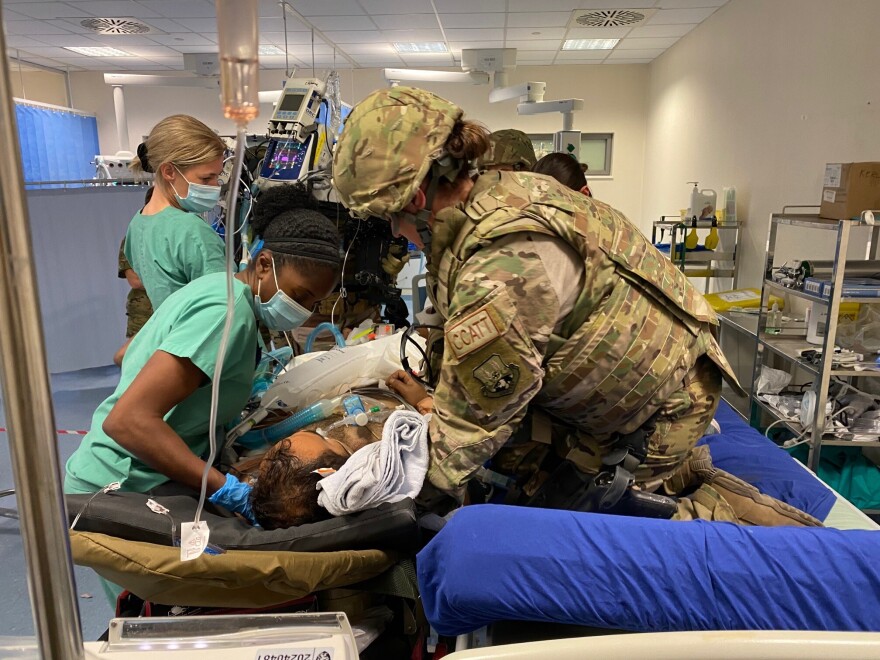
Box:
<box><xmin>237</xmin><ymin>397</ymin><xmax>343</xmax><ymax>449</ymax></box>
<box><xmin>304</xmin><ymin>321</ymin><xmax>346</xmax><ymax>352</ymax></box>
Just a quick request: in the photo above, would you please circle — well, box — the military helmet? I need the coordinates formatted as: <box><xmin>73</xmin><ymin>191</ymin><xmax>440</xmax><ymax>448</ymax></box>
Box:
<box><xmin>479</xmin><ymin>129</ymin><xmax>537</xmax><ymax>171</ymax></box>
<box><xmin>332</xmin><ymin>86</ymin><xmax>463</xmax><ymax>219</ymax></box>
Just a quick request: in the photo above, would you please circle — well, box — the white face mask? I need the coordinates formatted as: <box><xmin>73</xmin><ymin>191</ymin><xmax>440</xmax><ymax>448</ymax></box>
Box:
<box><xmin>252</xmin><ymin>258</ymin><xmax>312</xmax><ymax>332</ymax></box>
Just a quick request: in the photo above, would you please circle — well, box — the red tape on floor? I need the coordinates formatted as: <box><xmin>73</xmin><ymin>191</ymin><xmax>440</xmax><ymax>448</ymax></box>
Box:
<box><xmin>0</xmin><ymin>427</ymin><xmax>87</xmax><ymax>435</ymax></box>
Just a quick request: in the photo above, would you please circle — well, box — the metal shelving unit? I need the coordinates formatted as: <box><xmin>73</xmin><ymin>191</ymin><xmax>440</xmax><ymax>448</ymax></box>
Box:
<box><xmin>651</xmin><ymin>216</ymin><xmax>742</xmax><ymax>291</ymax></box>
<box><xmin>750</xmin><ymin>207</ymin><xmax>880</xmax><ymax>471</ymax></box>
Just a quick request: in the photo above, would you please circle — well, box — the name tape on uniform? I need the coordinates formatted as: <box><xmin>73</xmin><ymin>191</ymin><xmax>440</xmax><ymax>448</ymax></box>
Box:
<box><xmin>446</xmin><ymin>308</ymin><xmax>501</xmax><ymax>360</ymax></box>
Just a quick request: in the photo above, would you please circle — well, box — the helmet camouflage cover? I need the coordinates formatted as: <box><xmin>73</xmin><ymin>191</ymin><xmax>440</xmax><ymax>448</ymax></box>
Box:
<box><xmin>332</xmin><ymin>86</ymin><xmax>463</xmax><ymax>219</ymax></box>
<box><xmin>479</xmin><ymin>129</ymin><xmax>537</xmax><ymax>171</ymax></box>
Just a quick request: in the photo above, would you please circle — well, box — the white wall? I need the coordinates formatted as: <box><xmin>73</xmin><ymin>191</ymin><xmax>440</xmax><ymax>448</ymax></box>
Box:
<box><xmin>642</xmin><ymin>0</ymin><xmax>880</xmax><ymax>288</ymax></box>
<box><xmin>70</xmin><ymin>63</ymin><xmax>649</xmax><ymax>221</ymax></box>
<box><xmin>12</xmin><ymin>70</ymin><xmax>68</xmax><ymax>107</ymax></box>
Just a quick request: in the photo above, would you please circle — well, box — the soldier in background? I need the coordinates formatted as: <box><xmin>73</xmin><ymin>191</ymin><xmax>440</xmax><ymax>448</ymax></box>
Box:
<box><xmin>333</xmin><ymin>86</ymin><xmax>820</xmax><ymax>527</ymax></box>
<box><xmin>478</xmin><ymin>128</ymin><xmax>537</xmax><ymax>172</ymax></box>
<box><xmin>114</xmin><ymin>187</ymin><xmax>155</xmax><ymax>366</ymax></box>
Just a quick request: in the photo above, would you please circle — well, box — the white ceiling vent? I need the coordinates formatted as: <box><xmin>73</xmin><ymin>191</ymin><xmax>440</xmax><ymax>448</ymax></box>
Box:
<box><xmin>569</xmin><ymin>8</ymin><xmax>657</xmax><ymax>29</ymax></box>
<box><xmin>80</xmin><ymin>17</ymin><xmax>153</xmax><ymax>35</ymax></box>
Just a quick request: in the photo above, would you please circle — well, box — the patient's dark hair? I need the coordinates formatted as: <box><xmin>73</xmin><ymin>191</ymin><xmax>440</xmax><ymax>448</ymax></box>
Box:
<box><xmin>250</xmin><ymin>185</ymin><xmax>341</xmax><ymax>276</ymax></box>
<box><xmin>250</xmin><ymin>438</ymin><xmax>347</xmax><ymax>530</ymax></box>
<box><xmin>533</xmin><ymin>152</ymin><xmax>587</xmax><ymax>191</ymax></box>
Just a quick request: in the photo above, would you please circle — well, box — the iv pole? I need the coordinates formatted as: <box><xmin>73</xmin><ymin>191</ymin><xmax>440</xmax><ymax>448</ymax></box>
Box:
<box><xmin>0</xmin><ymin>6</ymin><xmax>85</xmax><ymax>659</ymax></box>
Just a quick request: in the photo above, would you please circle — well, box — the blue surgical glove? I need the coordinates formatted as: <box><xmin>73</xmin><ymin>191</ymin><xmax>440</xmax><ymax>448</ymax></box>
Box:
<box><xmin>209</xmin><ymin>473</ymin><xmax>257</xmax><ymax>525</ymax></box>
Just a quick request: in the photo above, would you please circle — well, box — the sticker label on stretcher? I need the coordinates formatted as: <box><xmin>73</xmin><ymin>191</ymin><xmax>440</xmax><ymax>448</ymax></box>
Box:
<box><xmin>255</xmin><ymin>648</ymin><xmax>334</xmax><ymax>660</ymax></box>
<box><xmin>716</xmin><ymin>290</ymin><xmax>760</xmax><ymax>302</ymax></box>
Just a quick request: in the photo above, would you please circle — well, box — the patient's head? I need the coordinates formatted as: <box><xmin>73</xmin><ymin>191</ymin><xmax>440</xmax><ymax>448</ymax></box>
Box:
<box><xmin>249</xmin><ymin>420</ymin><xmax>384</xmax><ymax>529</ymax></box>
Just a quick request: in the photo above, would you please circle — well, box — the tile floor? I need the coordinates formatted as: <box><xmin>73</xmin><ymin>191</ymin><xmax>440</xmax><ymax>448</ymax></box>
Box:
<box><xmin>0</xmin><ymin>365</ymin><xmax>120</xmax><ymax>641</ymax></box>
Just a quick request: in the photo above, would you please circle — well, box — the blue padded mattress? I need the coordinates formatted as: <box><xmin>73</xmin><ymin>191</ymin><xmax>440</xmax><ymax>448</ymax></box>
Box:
<box><xmin>417</xmin><ymin>402</ymin><xmax>874</xmax><ymax>635</ymax></box>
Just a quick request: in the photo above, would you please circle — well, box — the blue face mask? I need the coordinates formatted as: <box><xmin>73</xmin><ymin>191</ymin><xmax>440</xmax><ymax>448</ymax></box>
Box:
<box><xmin>253</xmin><ymin>258</ymin><xmax>312</xmax><ymax>331</ymax></box>
<box><xmin>172</xmin><ymin>165</ymin><xmax>221</xmax><ymax>213</ymax></box>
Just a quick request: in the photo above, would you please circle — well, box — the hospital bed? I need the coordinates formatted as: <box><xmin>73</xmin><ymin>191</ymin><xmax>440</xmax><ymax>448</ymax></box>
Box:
<box><xmin>417</xmin><ymin>401</ymin><xmax>880</xmax><ymax>650</ymax></box>
<box><xmin>66</xmin><ymin>398</ymin><xmax>880</xmax><ymax>655</ymax></box>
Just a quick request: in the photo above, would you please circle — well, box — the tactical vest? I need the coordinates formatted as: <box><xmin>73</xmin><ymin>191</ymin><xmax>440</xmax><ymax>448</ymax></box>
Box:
<box><xmin>428</xmin><ymin>171</ymin><xmax>739</xmax><ymax>441</ymax></box>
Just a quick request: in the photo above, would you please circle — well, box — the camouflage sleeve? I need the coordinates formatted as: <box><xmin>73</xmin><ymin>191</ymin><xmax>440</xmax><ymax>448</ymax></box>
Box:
<box><xmin>118</xmin><ymin>238</ymin><xmax>131</xmax><ymax>278</ymax></box>
<box><xmin>427</xmin><ymin>234</ymin><xmax>564</xmax><ymax>498</ymax></box>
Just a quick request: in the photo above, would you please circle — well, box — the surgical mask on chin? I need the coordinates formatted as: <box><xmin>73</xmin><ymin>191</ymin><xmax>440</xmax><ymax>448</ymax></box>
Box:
<box><xmin>253</xmin><ymin>259</ymin><xmax>312</xmax><ymax>331</ymax></box>
<box><xmin>172</xmin><ymin>165</ymin><xmax>221</xmax><ymax>214</ymax></box>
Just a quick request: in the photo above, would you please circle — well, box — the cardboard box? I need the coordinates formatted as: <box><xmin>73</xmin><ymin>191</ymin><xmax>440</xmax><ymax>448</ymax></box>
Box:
<box><xmin>819</xmin><ymin>162</ymin><xmax>880</xmax><ymax>220</ymax></box>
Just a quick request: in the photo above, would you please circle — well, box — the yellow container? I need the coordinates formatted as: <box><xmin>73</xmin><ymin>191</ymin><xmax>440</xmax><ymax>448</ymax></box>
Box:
<box><xmin>705</xmin><ymin>288</ymin><xmax>784</xmax><ymax>312</ymax></box>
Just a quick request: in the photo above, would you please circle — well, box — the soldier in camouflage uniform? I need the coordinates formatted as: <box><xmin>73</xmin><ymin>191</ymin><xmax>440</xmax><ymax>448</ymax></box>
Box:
<box><xmin>478</xmin><ymin>129</ymin><xmax>537</xmax><ymax>172</ymax></box>
<box><xmin>117</xmin><ymin>239</ymin><xmax>153</xmax><ymax>339</ymax></box>
<box><xmin>333</xmin><ymin>87</ymin><xmax>820</xmax><ymax>526</ymax></box>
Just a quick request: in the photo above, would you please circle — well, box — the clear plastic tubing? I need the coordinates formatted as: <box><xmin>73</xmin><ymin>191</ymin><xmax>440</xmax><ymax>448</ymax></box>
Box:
<box><xmin>216</xmin><ymin>0</ymin><xmax>260</xmax><ymax>126</ymax></box>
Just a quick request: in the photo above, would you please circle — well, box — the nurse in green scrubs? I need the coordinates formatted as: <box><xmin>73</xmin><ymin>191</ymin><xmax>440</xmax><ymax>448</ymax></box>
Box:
<box><xmin>65</xmin><ymin>200</ymin><xmax>341</xmax><ymax>522</ymax></box>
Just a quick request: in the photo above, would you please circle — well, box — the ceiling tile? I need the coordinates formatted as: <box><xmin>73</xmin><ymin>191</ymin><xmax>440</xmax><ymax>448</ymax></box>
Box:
<box><xmin>28</xmin><ymin>33</ymin><xmax>102</xmax><ymax>47</ymax></box>
<box><xmin>372</xmin><ymin>14</ymin><xmax>439</xmax><ymax>29</ymax></box>
<box><xmin>616</xmin><ymin>36</ymin><xmax>679</xmax><ymax>49</ymax></box>
<box><xmin>510</xmin><ymin>0</ymin><xmax>652</xmax><ymax>10</ymax></box>
<box><xmin>562</xmin><ymin>27</ymin><xmax>633</xmax><ymax>39</ymax></box>
<box><xmin>655</xmin><ymin>0</ymin><xmax>727</xmax><ymax>8</ymax></box>
<box><xmin>69</xmin><ymin>1</ymin><xmax>161</xmax><ymax>18</ymax></box>
<box><xmin>506</xmin><ymin>12</ymin><xmax>571</xmax><ymax>28</ymax></box>
<box><xmin>338</xmin><ymin>43</ymin><xmax>397</xmax><ymax>55</ymax></box>
<box><xmin>5</xmin><ymin>36</ymin><xmax>58</xmax><ymax>49</ymax></box>
<box><xmin>283</xmin><ymin>44</ymin><xmax>336</xmax><ymax>56</ymax></box>
<box><xmin>170</xmin><ymin>18</ymin><xmax>217</xmax><ymax>32</ymax></box>
<box><xmin>123</xmin><ymin>45</ymin><xmax>180</xmax><ymax>57</ymax></box>
<box><xmin>261</xmin><ymin>32</ymin><xmax>316</xmax><ymax>46</ymax></box>
<box><xmin>449</xmin><ymin>41</ymin><xmax>505</xmax><ymax>52</ymax></box>
<box><xmin>120</xmin><ymin>62</ymin><xmax>172</xmax><ymax>70</ymax></box>
<box><xmin>604</xmin><ymin>58</ymin><xmax>651</xmax><ymax>64</ymax></box>
<box><xmin>257</xmin><ymin>0</ymin><xmax>283</xmax><ymax>18</ymax></box>
<box><xmin>2</xmin><ymin>8</ymin><xmax>30</xmax><ymax>21</ymax></box>
<box><xmin>505</xmin><ymin>40</ymin><xmax>560</xmax><ymax>51</ymax></box>
<box><xmin>605</xmin><ymin>47</ymin><xmax>666</xmax><ymax>59</ymax></box>
<box><xmin>89</xmin><ymin>34</ymin><xmax>158</xmax><ymax>45</ymax></box>
<box><xmin>434</xmin><ymin>0</ymin><xmax>505</xmax><ymax>11</ymax></box>
<box><xmin>171</xmin><ymin>44</ymin><xmax>220</xmax><ymax>53</ymax></box>
<box><xmin>353</xmin><ymin>54</ymin><xmax>404</xmax><ymax>63</ymax></box>
<box><xmin>14</xmin><ymin>46</ymin><xmax>79</xmax><ymax>58</ymax></box>
<box><xmin>555</xmin><ymin>58</ymin><xmax>606</xmax><ymax>65</ymax></box>
<box><xmin>438</xmin><ymin>13</ymin><xmax>505</xmax><ymax>28</ymax></box>
<box><xmin>556</xmin><ymin>50</ymin><xmax>608</xmax><ymax>60</ymax></box>
<box><xmin>323</xmin><ymin>30</ymin><xmax>388</xmax><ymax>44</ymax></box>
<box><xmin>292</xmin><ymin>0</ymin><xmax>365</xmax><ymax>17</ymax></box>
<box><xmin>309</xmin><ymin>15</ymin><xmax>377</xmax><ymax>30</ymax></box>
<box><xmin>647</xmin><ymin>7</ymin><xmax>719</xmax><ymax>24</ymax></box>
<box><xmin>49</xmin><ymin>18</ymin><xmax>101</xmax><ymax>33</ymax></box>
<box><xmin>149</xmin><ymin>33</ymin><xmax>216</xmax><ymax>46</ymax></box>
<box><xmin>141</xmin><ymin>55</ymin><xmax>183</xmax><ymax>65</ymax></box>
<box><xmin>400</xmin><ymin>55</ymin><xmax>455</xmax><ymax>66</ymax></box>
<box><xmin>381</xmin><ymin>29</ymin><xmax>444</xmax><ymax>41</ymax></box>
<box><xmin>627</xmin><ymin>23</ymin><xmax>697</xmax><ymax>38</ymax></box>
<box><xmin>444</xmin><ymin>28</ymin><xmax>504</xmax><ymax>41</ymax></box>
<box><xmin>506</xmin><ymin>27</ymin><xmax>566</xmax><ymax>40</ymax></box>
<box><xmin>5</xmin><ymin>20</ymin><xmax>72</xmax><ymax>35</ymax></box>
<box><xmin>136</xmin><ymin>0</ymin><xmax>215</xmax><ymax>18</ymax></box>
<box><xmin>139</xmin><ymin>18</ymin><xmax>186</xmax><ymax>33</ymax></box>
<box><xmin>5</xmin><ymin>2</ymin><xmax>90</xmax><ymax>19</ymax></box>
<box><xmin>360</xmin><ymin>0</ymin><xmax>433</xmax><ymax>12</ymax></box>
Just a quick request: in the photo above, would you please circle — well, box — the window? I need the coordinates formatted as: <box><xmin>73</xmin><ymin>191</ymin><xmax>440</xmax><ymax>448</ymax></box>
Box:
<box><xmin>529</xmin><ymin>133</ymin><xmax>614</xmax><ymax>176</ymax></box>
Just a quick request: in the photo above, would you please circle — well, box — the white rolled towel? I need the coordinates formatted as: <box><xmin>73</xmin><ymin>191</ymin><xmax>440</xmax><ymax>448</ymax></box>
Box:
<box><xmin>316</xmin><ymin>409</ymin><xmax>429</xmax><ymax>516</ymax></box>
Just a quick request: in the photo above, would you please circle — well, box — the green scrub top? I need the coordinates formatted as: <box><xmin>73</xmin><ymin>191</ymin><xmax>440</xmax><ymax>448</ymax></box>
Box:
<box><xmin>124</xmin><ymin>205</ymin><xmax>226</xmax><ymax>309</ymax></box>
<box><xmin>65</xmin><ymin>273</ymin><xmax>258</xmax><ymax>494</ymax></box>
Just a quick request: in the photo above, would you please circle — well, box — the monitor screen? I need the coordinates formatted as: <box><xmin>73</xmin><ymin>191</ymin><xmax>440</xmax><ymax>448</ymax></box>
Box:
<box><xmin>278</xmin><ymin>93</ymin><xmax>305</xmax><ymax>113</ymax></box>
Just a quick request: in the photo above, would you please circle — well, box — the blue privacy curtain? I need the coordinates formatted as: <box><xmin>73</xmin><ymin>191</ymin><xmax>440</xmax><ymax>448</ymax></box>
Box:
<box><xmin>14</xmin><ymin>102</ymin><xmax>100</xmax><ymax>186</ymax></box>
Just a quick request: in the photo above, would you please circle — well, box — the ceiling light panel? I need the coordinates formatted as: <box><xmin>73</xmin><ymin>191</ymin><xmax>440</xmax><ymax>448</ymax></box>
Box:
<box><xmin>258</xmin><ymin>45</ymin><xmax>285</xmax><ymax>55</ymax></box>
<box><xmin>393</xmin><ymin>42</ymin><xmax>448</xmax><ymax>53</ymax></box>
<box><xmin>562</xmin><ymin>39</ymin><xmax>620</xmax><ymax>50</ymax></box>
<box><xmin>65</xmin><ymin>46</ymin><xmax>130</xmax><ymax>56</ymax></box>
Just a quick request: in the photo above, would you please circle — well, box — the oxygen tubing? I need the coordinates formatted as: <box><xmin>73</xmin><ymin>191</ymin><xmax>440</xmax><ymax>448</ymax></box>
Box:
<box><xmin>305</xmin><ymin>321</ymin><xmax>346</xmax><ymax>352</ymax></box>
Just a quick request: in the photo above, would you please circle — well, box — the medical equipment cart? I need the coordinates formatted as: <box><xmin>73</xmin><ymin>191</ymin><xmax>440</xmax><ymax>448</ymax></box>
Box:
<box><xmin>748</xmin><ymin>207</ymin><xmax>880</xmax><ymax>489</ymax></box>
